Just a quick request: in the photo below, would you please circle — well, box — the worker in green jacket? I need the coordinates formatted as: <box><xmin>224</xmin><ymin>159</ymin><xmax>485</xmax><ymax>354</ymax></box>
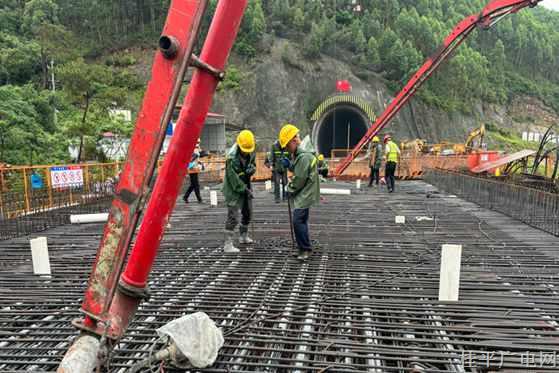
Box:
<box><xmin>265</xmin><ymin>140</ymin><xmax>289</xmax><ymax>203</ymax></box>
<box><xmin>279</xmin><ymin>124</ymin><xmax>320</xmax><ymax>260</ymax></box>
<box><xmin>368</xmin><ymin>136</ymin><xmax>383</xmax><ymax>187</ymax></box>
<box><xmin>221</xmin><ymin>130</ymin><xmax>257</xmax><ymax>253</ymax></box>
<box><xmin>317</xmin><ymin>154</ymin><xmax>329</xmax><ymax>179</ymax></box>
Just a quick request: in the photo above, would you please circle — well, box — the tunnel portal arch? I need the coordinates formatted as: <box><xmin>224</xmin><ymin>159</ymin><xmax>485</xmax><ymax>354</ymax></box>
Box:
<box><xmin>311</xmin><ymin>95</ymin><xmax>376</xmax><ymax>158</ymax></box>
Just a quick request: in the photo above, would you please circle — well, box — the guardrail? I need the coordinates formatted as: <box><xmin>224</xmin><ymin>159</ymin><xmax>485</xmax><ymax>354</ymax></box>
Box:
<box><xmin>425</xmin><ymin>169</ymin><xmax>559</xmax><ymax>237</ymax></box>
<box><xmin>0</xmin><ymin>182</ymin><xmax>115</xmax><ymax>240</ymax></box>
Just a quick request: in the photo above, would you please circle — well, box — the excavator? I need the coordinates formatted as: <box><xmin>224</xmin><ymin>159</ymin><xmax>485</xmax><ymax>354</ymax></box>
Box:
<box><xmin>400</xmin><ymin>139</ymin><xmax>427</xmax><ymax>154</ymax></box>
<box><xmin>401</xmin><ymin>124</ymin><xmax>485</xmax><ymax>155</ymax></box>
<box><xmin>453</xmin><ymin>123</ymin><xmax>486</xmax><ymax>154</ymax></box>
<box><xmin>59</xmin><ymin>0</ymin><xmax>544</xmax><ymax>371</ymax></box>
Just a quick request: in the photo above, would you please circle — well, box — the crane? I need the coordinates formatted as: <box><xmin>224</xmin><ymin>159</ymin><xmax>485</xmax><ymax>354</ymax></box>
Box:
<box><xmin>335</xmin><ymin>0</ymin><xmax>543</xmax><ymax>176</ymax></box>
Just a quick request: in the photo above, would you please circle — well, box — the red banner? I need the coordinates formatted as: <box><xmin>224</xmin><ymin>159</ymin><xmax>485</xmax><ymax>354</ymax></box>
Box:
<box><xmin>336</xmin><ymin>80</ymin><xmax>352</xmax><ymax>93</ymax></box>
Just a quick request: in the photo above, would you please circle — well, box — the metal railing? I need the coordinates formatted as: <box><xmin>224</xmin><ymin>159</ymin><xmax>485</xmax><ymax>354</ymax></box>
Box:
<box><xmin>0</xmin><ymin>162</ymin><xmax>122</xmax><ymax>210</ymax></box>
<box><xmin>0</xmin><ymin>182</ymin><xmax>115</xmax><ymax>240</ymax></box>
<box><xmin>425</xmin><ymin>169</ymin><xmax>559</xmax><ymax>237</ymax></box>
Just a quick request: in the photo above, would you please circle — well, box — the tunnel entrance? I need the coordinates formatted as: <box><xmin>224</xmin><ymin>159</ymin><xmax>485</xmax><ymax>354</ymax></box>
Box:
<box><xmin>313</xmin><ymin>104</ymin><xmax>369</xmax><ymax>158</ymax></box>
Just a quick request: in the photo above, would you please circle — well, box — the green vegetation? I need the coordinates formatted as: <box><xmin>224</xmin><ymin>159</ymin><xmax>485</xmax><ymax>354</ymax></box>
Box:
<box><xmin>485</xmin><ymin>123</ymin><xmax>537</xmax><ymax>152</ymax></box>
<box><xmin>1</xmin><ymin>0</ymin><xmax>559</xmax><ymax>165</ymax></box>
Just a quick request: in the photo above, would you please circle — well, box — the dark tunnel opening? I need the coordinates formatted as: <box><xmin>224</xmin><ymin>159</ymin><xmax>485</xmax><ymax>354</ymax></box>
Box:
<box><xmin>314</xmin><ymin>105</ymin><xmax>369</xmax><ymax>158</ymax></box>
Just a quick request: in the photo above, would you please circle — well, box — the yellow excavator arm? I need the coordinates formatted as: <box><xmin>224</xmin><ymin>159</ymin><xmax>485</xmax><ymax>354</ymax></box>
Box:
<box><xmin>465</xmin><ymin>123</ymin><xmax>486</xmax><ymax>149</ymax></box>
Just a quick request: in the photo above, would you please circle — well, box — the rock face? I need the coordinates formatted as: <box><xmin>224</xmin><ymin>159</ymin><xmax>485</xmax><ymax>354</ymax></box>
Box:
<box><xmin>209</xmin><ymin>39</ymin><xmax>557</xmax><ymax>149</ymax></box>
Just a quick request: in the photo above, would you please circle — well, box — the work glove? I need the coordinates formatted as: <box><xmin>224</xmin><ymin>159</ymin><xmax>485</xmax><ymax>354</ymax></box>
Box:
<box><xmin>245</xmin><ymin>188</ymin><xmax>254</xmax><ymax>200</ymax></box>
<box><xmin>281</xmin><ymin>157</ymin><xmax>291</xmax><ymax>170</ymax></box>
<box><xmin>246</xmin><ymin>164</ymin><xmax>256</xmax><ymax>176</ymax></box>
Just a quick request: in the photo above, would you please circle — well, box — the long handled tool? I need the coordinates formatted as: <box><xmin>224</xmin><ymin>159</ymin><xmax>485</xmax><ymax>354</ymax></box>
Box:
<box><xmin>287</xmin><ymin>196</ymin><xmax>296</xmax><ymax>252</ymax></box>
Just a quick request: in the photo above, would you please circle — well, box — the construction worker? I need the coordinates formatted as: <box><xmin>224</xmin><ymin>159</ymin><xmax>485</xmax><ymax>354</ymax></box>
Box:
<box><xmin>265</xmin><ymin>139</ymin><xmax>289</xmax><ymax>203</ymax></box>
<box><xmin>317</xmin><ymin>154</ymin><xmax>329</xmax><ymax>179</ymax></box>
<box><xmin>279</xmin><ymin>124</ymin><xmax>320</xmax><ymax>260</ymax></box>
<box><xmin>384</xmin><ymin>134</ymin><xmax>400</xmax><ymax>193</ymax></box>
<box><xmin>368</xmin><ymin>136</ymin><xmax>383</xmax><ymax>187</ymax></box>
<box><xmin>221</xmin><ymin>130</ymin><xmax>257</xmax><ymax>253</ymax></box>
<box><xmin>183</xmin><ymin>139</ymin><xmax>203</xmax><ymax>203</ymax></box>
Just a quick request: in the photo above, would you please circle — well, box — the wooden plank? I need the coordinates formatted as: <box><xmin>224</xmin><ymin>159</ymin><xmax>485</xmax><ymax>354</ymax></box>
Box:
<box><xmin>439</xmin><ymin>244</ymin><xmax>463</xmax><ymax>302</ymax></box>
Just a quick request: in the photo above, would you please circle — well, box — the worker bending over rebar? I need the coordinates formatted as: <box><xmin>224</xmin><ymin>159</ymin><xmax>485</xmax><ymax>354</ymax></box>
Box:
<box><xmin>221</xmin><ymin>130</ymin><xmax>257</xmax><ymax>253</ymax></box>
<box><xmin>280</xmin><ymin>124</ymin><xmax>321</xmax><ymax>260</ymax></box>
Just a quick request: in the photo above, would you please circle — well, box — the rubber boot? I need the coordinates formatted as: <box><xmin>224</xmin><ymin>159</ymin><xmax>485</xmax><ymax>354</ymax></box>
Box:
<box><xmin>297</xmin><ymin>250</ymin><xmax>311</xmax><ymax>261</ymax></box>
<box><xmin>223</xmin><ymin>230</ymin><xmax>239</xmax><ymax>253</ymax></box>
<box><xmin>239</xmin><ymin>225</ymin><xmax>254</xmax><ymax>244</ymax></box>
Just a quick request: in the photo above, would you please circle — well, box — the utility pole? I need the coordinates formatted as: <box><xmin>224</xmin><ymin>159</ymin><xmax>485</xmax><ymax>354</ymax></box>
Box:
<box><xmin>50</xmin><ymin>60</ymin><xmax>57</xmax><ymax>126</ymax></box>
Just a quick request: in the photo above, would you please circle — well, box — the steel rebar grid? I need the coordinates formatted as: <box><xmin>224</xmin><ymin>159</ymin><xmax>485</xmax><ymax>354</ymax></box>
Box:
<box><xmin>0</xmin><ymin>182</ymin><xmax>115</xmax><ymax>240</ymax></box>
<box><xmin>0</xmin><ymin>181</ymin><xmax>558</xmax><ymax>372</ymax></box>
<box><xmin>425</xmin><ymin>169</ymin><xmax>559</xmax><ymax>237</ymax></box>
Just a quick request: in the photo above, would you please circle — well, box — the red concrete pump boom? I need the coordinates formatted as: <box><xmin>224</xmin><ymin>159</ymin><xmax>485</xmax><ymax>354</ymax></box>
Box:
<box><xmin>59</xmin><ymin>0</ymin><xmax>248</xmax><ymax>371</ymax></box>
<box><xmin>334</xmin><ymin>0</ymin><xmax>542</xmax><ymax>176</ymax></box>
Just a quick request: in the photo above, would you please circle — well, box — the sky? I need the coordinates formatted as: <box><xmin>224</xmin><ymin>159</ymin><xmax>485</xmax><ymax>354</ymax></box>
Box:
<box><xmin>542</xmin><ymin>0</ymin><xmax>559</xmax><ymax>11</ymax></box>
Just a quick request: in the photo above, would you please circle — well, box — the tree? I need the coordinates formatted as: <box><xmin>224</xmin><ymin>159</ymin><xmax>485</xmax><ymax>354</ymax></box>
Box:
<box><xmin>304</xmin><ymin>22</ymin><xmax>324</xmax><ymax>59</ymax></box>
<box><xmin>58</xmin><ymin>59</ymin><xmax>113</xmax><ymax>161</ymax></box>
<box><xmin>350</xmin><ymin>20</ymin><xmax>367</xmax><ymax>53</ymax></box>
<box><xmin>367</xmin><ymin>37</ymin><xmax>381</xmax><ymax>69</ymax></box>
<box><xmin>22</xmin><ymin>0</ymin><xmax>77</xmax><ymax>88</ymax></box>
<box><xmin>0</xmin><ymin>0</ymin><xmax>22</xmax><ymax>34</ymax></box>
<box><xmin>22</xmin><ymin>0</ymin><xmax>59</xmax><ymax>34</ymax></box>
<box><xmin>0</xmin><ymin>85</ymin><xmax>54</xmax><ymax>164</ymax></box>
<box><xmin>240</xmin><ymin>0</ymin><xmax>266</xmax><ymax>44</ymax></box>
<box><xmin>363</xmin><ymin>12</ymin><xmax>382</xmax><ymax>39</ymax></box>
<box><xmin>236</xmin><ymin>0</ymin><xmax>266</xmax><ymax>57</ymax></box>
<box><xmin>486</xmin><ymin>39</ymin><xmax>507</xmax><ymax>102</ymax></box>
<box><xmin>0</xmin><ymin>33</ymin><xmax>41</xmax><ymax>84</ymax></box>
<box><xmin>293</xmin><ymin>7</ymin><xmax>306</xmax><ymax>31</ymax></box>
<box><xmin>271</xmin><ymin>0</ymin><xmax>290</xmax><ymax>25</ymax></box>
<box><xmin>384</xmin><ymin>38</ymin><xmax>407</xmax><ymax>80</ymax></box>
<box><xmin>379</xmin><ymin>28</ymin><xmax>398</xmax><ymax>60</ymax></box>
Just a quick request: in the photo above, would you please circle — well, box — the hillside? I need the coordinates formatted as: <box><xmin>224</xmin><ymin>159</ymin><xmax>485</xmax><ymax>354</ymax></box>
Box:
<box><xmin>1</xmin><ymin>0</ymin><xmax>559</xmax><ymax>164</ymax></box>
<box><xmin>211</xmin><ymin>38</ymin><xmax>559</xmax><ymax>150</ymax></box>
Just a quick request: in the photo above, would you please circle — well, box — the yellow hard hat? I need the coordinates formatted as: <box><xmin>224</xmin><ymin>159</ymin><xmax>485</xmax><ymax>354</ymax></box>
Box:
<box><xmin>372</xmin><ymin>136</ymin><xmax>380</xmax><ymax>143</ymax></box>
<box><xmin>237</xmin><ymin>130</ymin><xmax>255</xmax><ymax>153</ymax></box>
<box><xmin>279</xmin><ymin>124</ymin><xmax>300</xmax><ymax>148</ymax></box>
<box><xmin>318</xmin><ymin>154</ymin><xmax>324</xmax><ymax>161</ymax></box>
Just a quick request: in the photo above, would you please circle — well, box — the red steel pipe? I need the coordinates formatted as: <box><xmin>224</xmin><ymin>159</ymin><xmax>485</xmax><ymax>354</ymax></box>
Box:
<box><xmin>121</xmin><ymin>0</ymin><xmax>248</xmax><ymax>288</ymax></box>
<box><xmin>78</xmin><ymin>0</ymin><xmax>208</xmax><ymax>322</ymax></box>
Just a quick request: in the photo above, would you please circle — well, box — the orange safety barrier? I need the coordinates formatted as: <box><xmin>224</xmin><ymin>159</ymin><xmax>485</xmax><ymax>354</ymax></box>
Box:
<box><xmin>0</xmin><ymin>153</ymin><xmax>469</xmax><ymax>218</ymax></box>
<box><xmin>328</xmin><ymin>154</ymin><xmax>469</xmax><ymax>180</ymax></box>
